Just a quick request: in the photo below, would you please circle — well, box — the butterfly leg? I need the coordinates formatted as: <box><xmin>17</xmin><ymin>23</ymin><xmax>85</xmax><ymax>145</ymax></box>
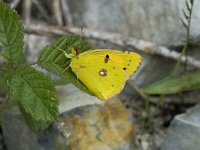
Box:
<box><xmin>76</xmin><ymin>70</ymin><xmax>80</xmax><ymax>84</ymax></box>
<box><xmin>62</xmin><ymin>64</ymin><xmax>71</xmax><ymax>73</ymax></box>
<box><xmin>72</xmin><ymin>68</ymin><xmax>80</xmax><ymax>84</ymax></box>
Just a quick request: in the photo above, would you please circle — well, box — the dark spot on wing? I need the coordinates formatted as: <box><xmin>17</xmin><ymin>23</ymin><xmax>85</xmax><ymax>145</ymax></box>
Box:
<box><xmin>123</xmin><ymin>67</ymin><xmax>127</xmax><ymax>70</ymax></box>
<box><xmin>104</xmin><ymin>54</ymin><xmax>109</xmax><ymax>63</ymax></box>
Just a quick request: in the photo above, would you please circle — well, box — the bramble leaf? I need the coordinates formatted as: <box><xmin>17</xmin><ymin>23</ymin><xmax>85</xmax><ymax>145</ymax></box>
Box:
<box><xmin>0</xmin><ymin>65</ymin><xmax>15</xmax><ymax>94</ymax></box>
<box><xmin>9</xmin><ymin>66</ymin><xmax>58</xmax><ymax>121</ymax></box>
<box><xmin>38</xmin><ymin>35</ymin><xmax>91</xmax><ymax>94</ymax></box>
<box><xmin>0</xmin><ymin>1</ymin><xmax>25</xmax><ymax>64</ymax></box>
<box><xmin>18</xmin><ymin>103</ymin><xmax>52</xmax><ymax>132</ymax></box>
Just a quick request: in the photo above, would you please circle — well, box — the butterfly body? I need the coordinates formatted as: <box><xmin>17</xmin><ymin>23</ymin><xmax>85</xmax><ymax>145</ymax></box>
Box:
<box><xmin>69</xmin><ymin>49</ymin><xmax>142</xmax><ymax>100</ymax></box>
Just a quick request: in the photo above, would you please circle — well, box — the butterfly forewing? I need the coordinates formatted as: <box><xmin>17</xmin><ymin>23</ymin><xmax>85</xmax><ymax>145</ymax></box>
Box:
<box><xmin>70</xmin><ymin>49</ymin><xmax>142</xmax><ymax>100</ymax></box>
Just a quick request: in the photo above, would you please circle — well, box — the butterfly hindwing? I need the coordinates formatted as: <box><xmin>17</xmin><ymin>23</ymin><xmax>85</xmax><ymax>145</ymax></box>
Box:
<box><xmin>70</xmin><ymin>49</ymin><xmax>142</xmax><ymax>100</ymax></box>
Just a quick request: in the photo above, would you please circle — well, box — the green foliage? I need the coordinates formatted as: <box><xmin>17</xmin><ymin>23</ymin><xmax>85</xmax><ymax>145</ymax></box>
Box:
<box><xmin>0</xmin><ymin>65</ymin><xmax>14</xmax><ymax>94</ymax></box>
<box><xmin>0</xmin><ymin>1</ymin><xmax>25</xmax><ymax>64</ymax></box>
<box><xmin>0</xmin><ymin>1</ymin><xmax>58</xmax><ymax>131</ymax></box>
<box><xmin>0</xmin><ymin>1</ymin><xmax>94</xmax><ymax>131</ymax></box>
<box><xmin>9</xmin><ymin>66</ymin><xmax>58</xmax><ymax>121</ymax></box>
<box><xmin>144</xmin><ymin>0</ymin><xmax>197</xmax><ymax>97</ymax></box>
<box><xmin>38</xmin><ymin>35</ymin><xmax>91</xmax><ymax>94</ymax></box>
<box><xmin>0</xmin><ymin>76</ymin><xmax>8</xmax><ymax>93</ymax></box>
<box><xmin>142</xmin><ymin>72</ymin><xmax>200</xmax><ymax>95</ymax></box>
<box><xmin>173</xmin><ymin>0</ymin><xmax>194</xmax><ymax>76</ymax></box>
<box><xmin>18</xmin><ymin>103</ymin><xmax>52</xmax><ymax>132</ymax></box>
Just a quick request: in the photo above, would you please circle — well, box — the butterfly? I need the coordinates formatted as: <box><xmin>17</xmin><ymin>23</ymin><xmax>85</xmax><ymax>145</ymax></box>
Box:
<box><xmin>62</xmin><ymin>48</ymin><xmax>142</xmax><ymax>100</ymax></box>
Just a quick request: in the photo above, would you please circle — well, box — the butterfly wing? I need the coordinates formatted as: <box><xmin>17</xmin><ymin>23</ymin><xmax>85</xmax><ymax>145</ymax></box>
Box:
<box><xmin>70</xmin><ymin>49</ymin><xmax>142</xmax><ymax>100</ymax></box>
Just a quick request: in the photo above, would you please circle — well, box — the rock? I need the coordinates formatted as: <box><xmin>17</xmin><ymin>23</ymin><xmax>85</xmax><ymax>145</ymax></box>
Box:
<box><xmin>59</xmin><ymin>99</ymin><xmax>135</xmax><ymax>150</ymax></box>
<box><xmin>57</xmin><ymin>84</ymin><xmax>103</xmax><ymax>113</ymax></box>
<box><xmin>190</xmin><ymin>0</ymin><xmax>200</xmax><ymax>43</ymax></box>
<box><xmin>1</xmin><ymin>109</ymin><xmax>42</xmax><ymax>150</ymax></box>
<box><xmin>67</xmin><ymin>0</ymin><xmax>186</xmax><ymax>46</ymax></box>
<box><xmin>1</xmin><ymin>103</ymin><xmax>59</xmax><ymax>150</ymax></box>
<box><xmin>161</xmin><ymin>104</ymin><xmax>200</xmax><ymax>150</ymax></box>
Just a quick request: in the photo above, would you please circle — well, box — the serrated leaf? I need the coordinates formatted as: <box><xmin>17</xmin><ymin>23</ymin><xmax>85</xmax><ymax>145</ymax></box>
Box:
<box><xmin>38</xmin><ymin>35</ymin><xmax>91</xmax><ymax>94</ymax></box>
<box><xmin>18</xmin><ymin>103</ymin><xmax>51</xmax><ymax>132</ymax></box>
<box><xmin>0</xmin><ymin>76</ymin><xmax>8</xmax><ymax>93</ymax></box>
<box><xmin>0</xmin><ymin>65</ymin><xmax>15</xmax><ymax>94</ymax></box>
<box><xmin>9</xmin><ymin>66</ymin><xmax>58</xmax><ymax>121</ymax></box>
<box><xmin>0</xmin><ymin>1</ymin><xmax>25</xmax><ymax>64</ymax></box>
<box><xmin>141</xmin><ymin>72</ymin><xmax>200</xmax><ymax>95</ymax></box>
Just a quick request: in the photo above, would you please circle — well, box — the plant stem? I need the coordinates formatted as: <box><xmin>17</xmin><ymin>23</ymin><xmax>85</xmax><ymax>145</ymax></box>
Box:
<box><xmin>172</xmin><ymin>0</ymin><xmax>193</xmax><ymax>76</ymax></box>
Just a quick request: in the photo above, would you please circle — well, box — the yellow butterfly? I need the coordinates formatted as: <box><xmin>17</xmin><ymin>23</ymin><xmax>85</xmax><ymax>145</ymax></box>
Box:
<box><xmin>63</xmin><ymin>48</ymin><xmax>142</xmax><ymax>100</ymax></box>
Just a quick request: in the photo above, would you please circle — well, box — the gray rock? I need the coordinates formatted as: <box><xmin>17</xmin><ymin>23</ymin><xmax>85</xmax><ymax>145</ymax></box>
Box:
<box><xmin>67</xmin><ymin>0</ymin><xmax>186</xmax><ymax>46</ymax></box>
<box><xmin>1</xmin><ymin>110</ymin><xmax>41</xmax><ymax>150</ymax></box>
<box><xmin>190</xmin><ymin>0</ymin><xmax>200</xmax><ymax>43</ymax></box>
<box><xmin>57</xmin><ymin>84</ymin><xmax>103</xmax><ymax>113</ymax></box>
<box><xmin>161</xmin><ymin>104</ymin><xmax>200</xmax><ymax>150</ymax></box>
<box><xmin>1</xmin><ymin>109</ymin><xmax>58</xmax><ymax>150</ymax></box>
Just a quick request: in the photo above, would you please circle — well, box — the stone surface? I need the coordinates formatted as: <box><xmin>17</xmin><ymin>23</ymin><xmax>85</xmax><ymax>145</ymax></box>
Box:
<box><xmin>59</xmin><ymin>99</ymin><xmax>135</xmax><ymax>150</ymax></box>
<box><xmin>57</xmin><ymin>84</ymin><xmax>103</xmax><ymax>113</ymax></box>
<box><xmin>1</xmin><ymin>105</ymin><xmax>59</xmax><ymax>150</ymax></box>
<box><xmin>161</xmin><ymin>104</ymin><xmax>200</xmax><ymax>150</ymax></box>
<box><xmin>67</xmin><ymin>0</ymin><xmax>186</xmax><ymax>46</ymax></box>
<box><xmin>190</xmin><ymin>0</ymin><xmax>200</xmax><ymax>43</ymax></box>
<box><xmin>2</xmin><ymin>110</ymin><xmax>43</xmax><ymax>150</ymax></box>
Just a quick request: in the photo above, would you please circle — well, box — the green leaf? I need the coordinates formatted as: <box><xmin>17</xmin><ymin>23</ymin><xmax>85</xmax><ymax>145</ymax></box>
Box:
<box><xmin>0</xmin><ymin>65</ymin><xmax>15</xmax><ymax>94</ymax></box>
<box><xmin>9</xmin><ymin>66</ymin><xmax>58</xmax><ymax>121</ymax></box>
<box><xmin>38</xmin><ymin>35</ymin><xmax>91</xmax><ymax>94</ymax></box>
<box><xmin>18</xmin><ymin>103</ymin><xmax>51</xmax><ymax>132</ymax></box>
<box><xmin>0</xmin><ymin>76</ymin><xmax>8</xmax><ymax>93</ymax></box>
<box><xmin>141</xmin><ymin>72</ymin><xmax>200</xmax><ymax>95</ymax></box>
<box><xmin>0</xmin><ymin>1</ymin><xmax>25</xmax><ymax>64</ymax></box>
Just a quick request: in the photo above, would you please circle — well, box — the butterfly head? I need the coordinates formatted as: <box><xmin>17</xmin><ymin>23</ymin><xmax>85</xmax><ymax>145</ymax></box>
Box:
<box><xmin>71</xmin><ymin>47</ymin><xmax>81</xmax><ymax>56</ymax></box>
<box><xmin>61</xmin><ymin>47</ymin><xmax>82</xmax><ymax>59</ymax></box>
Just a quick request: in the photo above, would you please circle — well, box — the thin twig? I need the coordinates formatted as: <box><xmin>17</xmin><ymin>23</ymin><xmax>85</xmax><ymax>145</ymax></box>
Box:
<box><xmin>32</xmin><ymin>0</ymin><xmax>51</xmax><ymax>22</ymax></box>
<box><xmin>173</xmin><ymin>0</ymin><xmax>194</xmax><ymax>75</ymax></box>
<box><xmin>127</xmin><ymin>80</ymin><xmax>147</xmax><ymax>100</ymax></box>
<box><xmin>60</xmin><ymin>0</ymin><xmax>73</xmax><ymax>26</ymax></box>
<box><xmin>52</xmin><ymin>0</ymin><xmax>63</xmax><ymax>25</ymax></box>
<box><xmin>22</xmin><ymin>0</ymin><xmax>32</xmax><ymax>24</ymax></box>
<box><xmin>24</xmin><ymin>25</ymin><xmax>200</xmax><ymax>69</ymax></box>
